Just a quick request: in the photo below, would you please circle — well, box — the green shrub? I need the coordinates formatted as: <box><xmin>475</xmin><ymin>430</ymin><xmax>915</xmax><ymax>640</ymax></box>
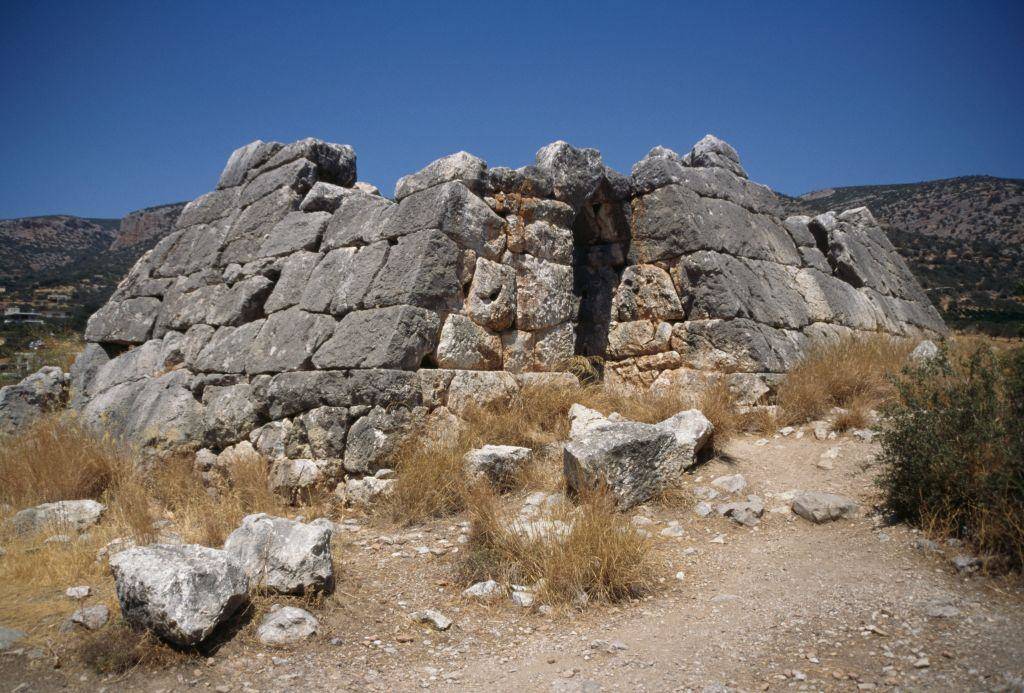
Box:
<box><xmin>878</xmin><ymin>345</ymin><xmax>1024</xmax><ymax>571</ymax></box>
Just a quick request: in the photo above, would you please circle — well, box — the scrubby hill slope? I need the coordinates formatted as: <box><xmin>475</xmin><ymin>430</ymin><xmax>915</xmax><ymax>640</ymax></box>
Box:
<box><xmin>0</xmin><ymin>203</ymin><xmax>184</xmax><ymax>326</ymax></box>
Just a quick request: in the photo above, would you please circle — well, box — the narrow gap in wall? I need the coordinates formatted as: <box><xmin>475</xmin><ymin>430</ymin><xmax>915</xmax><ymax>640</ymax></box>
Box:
<box><xmin>571</xmin><ymin>197</ymin><xmax>631</xmax><ymax>363</ymax></box>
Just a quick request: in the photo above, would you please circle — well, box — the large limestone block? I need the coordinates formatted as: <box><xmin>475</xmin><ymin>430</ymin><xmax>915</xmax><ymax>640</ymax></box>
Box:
<box><xmin>300</xmin><ymin>181</ymin><xmax>353</xmax><ymax>213</ymax></box>
<box><xmin>12</xmin><ymin>499</ymin><xmax>105</xmax><ymax>535</ymax></box>
<box><xmin>264</xmin><ymin>250</ymin><xmax>321</xmax><ymax>313</ymax></box>
<box><xmin>394</xmin><ymin>151</ymin><xmax>488</xmax><ymax>200</ymax></box>
<box><xmin>631</xmin><ymin>184</ymin><xmax>799</xmax><ymax>265</ymax></box>
<box><xmin>223</xmin><ymin>514</ymin><xmax>334</xmax><ymax>595</ymax></box>
<box><xmin>322</xmin><ymin>192</ymin><xmax>396</xmax><ymax>248</ymax></box>
<box><xmin>69</xmin><ymin>343</ymin><xmax>110</xmax><ymax>407</ymax></box>
<box><xmin>296</xmin><ymin>406</ymin><xmax>349</xmax><ymax>459</ymax></box>
<box><xmin>466</xmin><ymin>257</ymin><xmax>516</xmax><ymax>330</ymax></box>
<box><xmin>85</xmin><ymin>297</ymin><xmax>162</xmax><ymax>345</ymax></box>
<box><xmin>255</xmin><ymin>138</ymin><xmax>356</xmax><ymax>188</ymax></box>
<box><xmin>266</xmin><ymin>369</ymin><xmax>420</xmax><ymax>419</ymax></box>
<box><xmin>563</xmin><ymin>410</ymin><xmax>713</xmax><ymax>509</ymax></box>
<box><xmin>508</xmin><ymin>322</ymin><xmax>577</xmax><ymax>372</ymax></box>
<box><xmin>299</xmin><ymin>242</ymin><xmax>387</xmax><ymax>315</ymax></box>
<box><xmin>464</xmin><ymin>445</ymin><xmax>533</xmax><ymax>488</ymax></box>
<box><xmin>257</xmin><ymin>210</ymin><xmax>330</xmax><ymax>258</ymax></box>
<box><xmin>207</xmin><ymin>276</ymin><xmax>274</xmax><ymax>327</ymax></box>
<box><xmin>239</xmin><ymin>158</ymin><xmax>317</xmax><ymax>208</ymax></box>
<box><xmin>109</xmin><ymin>544</ymin><xmax>249</xmax><ymax>647</ymax></box>
<box><xmin>178</xmin><ymin>187</ymin><xmax>242</xmax><ymax>228</ymax></box>
<box><xmin>268</xmin><ymin>458</ymin><xmax>338</xmax><ymax>499</ymax></box>
<box><xmin>154</xmin><ymin>224</ymin><xmax>230</xmax><ymax>279</ymax></box>
<box><xmin>447</xmin><ymin>370</ymin><xmax>519</xmax><ymax>416</ymax></box>
<box><xmin>606</xmin><ymin>320</ymin><xmax>672</xmax><ymax>359</ymax></box>
<box><xmin>246</xmin><ymin>308</ymin><xmax>336</xmax><ymax>374</ymax></box>
<box><xmin>84</xmin><ymin>340</ymin><xmax>169</xmax><ymax>400</ymax></box>
<box><xmin>435</xmin><ymin>314</ymin><xmax>502</xmax><ymax>370</ymax></box>
<box><xmin>794</xmin><ymin>268</ymin><xmax>879</xmax><ymax>330</ymax></box>
<box><xmin>505</xmin><ymin>216</ymin><xmax>573</xmax><ymax>264</ymax></box>
<box><xmin>313</xmin><ymin>305</ymin><xmax>440</xmax><ymax>370</ymax></box>
<box><xmin>671</xmin><ymin>318</ymin><xmax>806</xmax><ymax>373</ymax></box>
<box><xmin>631</xmin><ymin>148</ymin><xmax>778</xmax><ymax>214</ymax></box>
<box><xmin>681</xmin><ymin>251</ymin><xmax>811</xmax><ymax>329</ymax></box>
<box><xmin>217</xmin><ymin>140</ymin><xmax>282</xmax><ymax>189</ymax></box>
<box><xmin>685</xmin><ymin>134</ymin><xmax>748</xmax><ymax>178</ymax></box>
<box><xmin>220</xmin><ymin>187</ymin><xmax>301</xmax><ymax>266</ymax></box>
<box><xmin>343</xmin><ymin>406</ymin><xmax>417</xmax><ymax>474</ymax></box>
<box><xmin>611</xmin><ymin>264</ymin><xmax>684</xmax><ymax>321</ymax></box>
<box><xmin>381</xmin><ymin>181</ymin><xmax>506</xmax><ymax>259</ymax></box>
<box><xmin>810</xmin><ymin>209</ymin><xmax>932</xmax><ymax>306</ymax></box>
<box><xmin>192</xmin><ymin>321</ymin><xmax>265</xmax><ymax>373</ymax></box>
<box><xmin>533</xmin><ymin>141</ymin><xmax>607</xmax><ymax>209</ymax></box>
<box><xmin>363</xmin><ymin>229</ymin><xmax>462</xmax><ymax>310</ymax></box>
<box><xmin>510</xmin><ymin>253</ymin><xmax>576</xmax><ymax>331</ymax></box>
<box><xmin>202</xmin><ymin>383</ymin><xmax>262</xmax><ymax>448</ymax></box>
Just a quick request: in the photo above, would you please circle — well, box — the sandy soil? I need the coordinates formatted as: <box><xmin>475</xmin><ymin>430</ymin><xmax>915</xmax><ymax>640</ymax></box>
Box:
<box><xmin>3</xmin><ymin>432</ymin><xmax>1023</xmax><ymax>692</ymax></box>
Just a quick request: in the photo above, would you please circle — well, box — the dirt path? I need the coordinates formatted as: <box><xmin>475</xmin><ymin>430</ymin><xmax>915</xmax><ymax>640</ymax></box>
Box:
<box><xmin>4</xmin><ymin>434</ymin><xmax>1023</xmax><ymax>692</ymax></box>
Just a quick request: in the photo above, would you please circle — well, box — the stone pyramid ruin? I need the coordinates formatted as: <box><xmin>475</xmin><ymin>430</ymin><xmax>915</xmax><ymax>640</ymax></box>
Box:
<box><xmin>69</xmin><ymin>135</ymin><xmax>946</xmax><ymax>487</ymax></box>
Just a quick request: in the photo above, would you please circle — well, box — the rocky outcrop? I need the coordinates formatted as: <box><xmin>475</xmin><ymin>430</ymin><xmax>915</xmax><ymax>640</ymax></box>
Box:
<box><xmin>67</xmin><ymin>134</ymin><xmax>945</xmax><ymax>486</ymax></box>
<box><xmin>109</xmin><ymin>544</ymin><xmax>249</xmax><ymax>647</ymax></box>
<box><xmin>11</xmin><ymin>499</ymin><xmax>105</xmax><ymax>535</ymax></box>
<box><xmin>223</xmin><ymin>514</ymin><xmax>334</xmax><ymax>595</ymax></box>
<box><xmin>0</xmin><ymin>366</ymin><xmax>68</xmax><ymax>434</ymax></box>
<box><xmin>563</xmin><ymin>406</ymin><xmax>714</xmax><ymax>508</ymax></box>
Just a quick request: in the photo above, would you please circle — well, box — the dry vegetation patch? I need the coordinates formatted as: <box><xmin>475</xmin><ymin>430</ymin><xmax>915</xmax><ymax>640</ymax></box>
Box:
<box><xmin>387</xmin><ymin>379</ymin><xmax>739</xmax><ymax>524</ymax></box>
<box><xmin>773</xmin><ymin>334</ymin><xmax>912</xmax><ymax>428</ymax></box>
<box><xmin>0</xmin><ymin>415</ymin><xmax>332</xmax><ymax>652</ymax></box>
<box><xmin>460</xmin><ymin>486</ymin><xmax>654</xmax><ymax>605</ymax></box>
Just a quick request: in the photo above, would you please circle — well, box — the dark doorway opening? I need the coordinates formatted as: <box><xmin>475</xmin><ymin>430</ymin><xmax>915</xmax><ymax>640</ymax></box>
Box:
<box><xmin>571</xmin><ymin>198</ymin><xmax>631</xmax><ymax>360</ymax></box>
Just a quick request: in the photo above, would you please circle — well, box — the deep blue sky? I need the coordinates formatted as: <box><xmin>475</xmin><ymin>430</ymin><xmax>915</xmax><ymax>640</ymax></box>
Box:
<box><xmin>1</xmin><ymin>1</ymin><xmax>1022</xmax><ymax>219</ymax></box>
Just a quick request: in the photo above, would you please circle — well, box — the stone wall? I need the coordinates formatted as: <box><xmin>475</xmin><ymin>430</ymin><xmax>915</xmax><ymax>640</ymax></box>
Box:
<box><xmin>69</xmin><ymin>134</ymin><xmax>946</xmax><ymax>477</ymax></box>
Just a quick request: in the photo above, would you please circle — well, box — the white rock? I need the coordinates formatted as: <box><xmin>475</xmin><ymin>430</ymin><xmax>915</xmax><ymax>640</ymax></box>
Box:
<box><xmin>12</xmin><ymin>500</ymin><xmax>106</xmax><ymax>535</ymax></box>
<box><xmin>410</xmin><ymin>609</ymin><xmax>452</xmax><ymax>631</ymax></box>
<box><xmin>511</xmin><ymin>590</ymin><xmax>535</xmax><ymax>608</ymax></box>
<box><xmin>463</xmin><ymin>580</ymin><xmax>502</xmax><ymax>600</ymax></box>
<box><xmin>65</xmin><ymin>586</ymin><xmax>91</xmax><ymax>600</ymax></box>
<box><xmin>109</xmin><ymin>544</ymin><xmax>249</xmax><ymax>647</ymax></box>
<box><xmin>223</xmin><ymin>514</ymin><xmax>334</xmax><ymax>595</ymax></box>
<box><xmin>69</xmin><ymin>604</ymin><xmax>109</xmax><ymax>631</ymax></box>
<box><xmin>257</xmin><ymin>606</ymin><xmax>318</xmax><ymax>645</ymax></box>
<box><xmin>710</xmin><ymin>474</ymin><xmax>747</xmax><ymax>495</ymax></box>
<box><xmin>463</xmin><ymin>445</ymin><xmax>533</xmax><ymax>488</ymax></box>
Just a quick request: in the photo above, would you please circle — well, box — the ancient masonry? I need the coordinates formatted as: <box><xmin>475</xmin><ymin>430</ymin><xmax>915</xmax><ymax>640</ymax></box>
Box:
<box><xmin>70</xmin><ymin>135</ymin><xmax>946</xmax><ymax>487</ymax></box>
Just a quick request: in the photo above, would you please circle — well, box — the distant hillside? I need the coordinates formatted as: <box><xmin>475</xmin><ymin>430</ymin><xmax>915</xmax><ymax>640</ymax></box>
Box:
<box><xmin>786</xmin><ymin>176</ymin><xmax>1024</xmax><ymax>337</ymax></box>
<box><xmin>0</xmin><ymin>202</ymin><xmax>184</xmax><ymax>327</ymax></box>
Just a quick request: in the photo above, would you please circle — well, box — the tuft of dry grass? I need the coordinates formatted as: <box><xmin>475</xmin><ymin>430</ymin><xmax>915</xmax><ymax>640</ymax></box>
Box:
<box><xmin>692</xmin><ymin>376</ymin><xmax>742</xmax><ymax>450</ymax></box>
<box><xmin>775</xmin><ymin>334</ymin><xmax>912</xmax><ymax>425</ymax></box>
<box><xmin>460</xmin><ymin>485</ymin><xmax>653</xmax><ymax>605</ymax></box>
<box><xmin>0</xmin><ymin>414</ymin><xmax>133</xmax><ymax>509</ymax></box>
<box><xmin>75</xmin><ymin>623</ymin><xmax>187</xmax><ymax>674</ymax></box>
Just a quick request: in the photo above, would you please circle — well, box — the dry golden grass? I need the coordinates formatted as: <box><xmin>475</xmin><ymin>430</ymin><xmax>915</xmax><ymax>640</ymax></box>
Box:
<box><xmin>0</xmin><ymin>414</ymin><xmax>132</xmax><ymax>509</ymax></box>
<box><xmin>775</xmin><ymin>334</ymin><xmax>912</xmax><ymax>425</ymax></box>
<box><xmin>0</xmin><ymin>416</ymin><xmax>328</xmax><ymax>649</ymax></box>
<box><xmin>387</xmin><ymin>378</ymin><xmax>738</xmax><ymax>523</ymax></box>
<box><xmin>460</xmin><ymin>485</ymin><xmax>653</xmax><ymax>605</ymax></box>
<box><xmin>75</xmin><ymin>624</ymin><xmax>187</xmax><ymax>674</ymax></box>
